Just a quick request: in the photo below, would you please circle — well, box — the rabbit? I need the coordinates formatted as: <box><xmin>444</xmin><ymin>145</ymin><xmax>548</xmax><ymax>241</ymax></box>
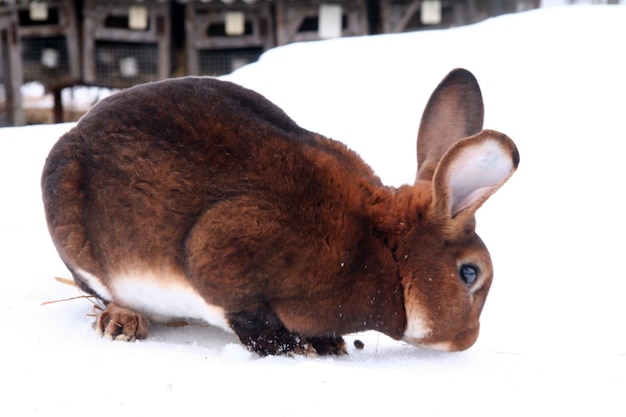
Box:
<box><xmin>42</xmin><ymin>68</ymin><xmax>519</xmax><ymax>356</ymax></box>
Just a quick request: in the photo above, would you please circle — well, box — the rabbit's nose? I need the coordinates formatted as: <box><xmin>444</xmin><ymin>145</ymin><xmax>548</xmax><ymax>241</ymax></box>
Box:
<box><xmin>446</xmin><ymin>324</ymin><xmax>480</xmax><ymax>352</ymax></box>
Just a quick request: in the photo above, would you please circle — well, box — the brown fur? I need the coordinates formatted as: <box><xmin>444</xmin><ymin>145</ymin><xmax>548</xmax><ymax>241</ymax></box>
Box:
<box><xmin>97</xmin><ymin>304</ymin><xmax>150</xmax><ymax>342</ymax></box>
<box><xmin>42</xmin><ymin>70</ymin><xmax>518</xmax><ymax>355</ymax></box>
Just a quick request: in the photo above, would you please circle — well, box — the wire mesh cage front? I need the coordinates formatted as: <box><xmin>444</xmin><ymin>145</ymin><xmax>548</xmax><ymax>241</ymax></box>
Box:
<box><xmin>380</xmin><ymin>0</ymin><xmax>465</xmax><ymax>32</ymax></box>
<box><xmin>198</xmin><ymin>47</ymin><xmax>263</xmax><ymax>76</ymax></box>
<box><xmin>92</xmin><ymin>41</ymin><xmax>161</xmax><ymax>89</ymax></box>
<box><xmin>16</xmin><ymin>0</ymin><xmax>80</xmax><ymax>87</ymax></box>
<box><xmin>275</xmin><ymin>0</ymin><xmax>369</xmax><ymax>45</ymax></box>
<box><xmin>20</xmin><ymin>36</ymin><xmax>72</xmax><ymax>84</ymax></box>
<box><xmin>82</xmin><ymin>0</ymin><xmax>171</xmax><ymax>89</ymax></box>
<box><xmin>184</xmin><ymin>1</ymin><xmax>274</xmax><ymax>76</ymax></box>
<box><xmin>378</xmin><ymin>0</ymin><xmax>540</xmax><ymax>33</ymax></box>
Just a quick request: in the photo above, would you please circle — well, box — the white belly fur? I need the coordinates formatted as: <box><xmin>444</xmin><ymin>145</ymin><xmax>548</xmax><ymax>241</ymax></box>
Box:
<box><xmin>76</xmin><ymin>267</ymin><xmax>232</xmax><ymax>333</ymax></box>
<box><xmin>75</xmin><ymin>267</ymin><xmax>113</xmax><ymax>300</ymax></box>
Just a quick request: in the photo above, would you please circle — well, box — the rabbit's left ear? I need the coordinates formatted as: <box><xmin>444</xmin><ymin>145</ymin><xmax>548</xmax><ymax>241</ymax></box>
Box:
<box><xmin>416</xmin><ymin>68</ymin><xmax>484</xmax><ymax>182</ymax></box>
<box><xmin>431</xmin><ymin>130</ymin><xmax>519</xmax><ymax>222</ymax></box>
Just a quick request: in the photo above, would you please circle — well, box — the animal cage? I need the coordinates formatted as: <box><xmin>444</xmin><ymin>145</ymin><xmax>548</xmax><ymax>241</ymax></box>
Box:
<box><xmin>16</xmin><ymin>0</ymin><xmax>80</xmax><ymax>87</ymax></box>
<box><xmin>185</xmin><ymin>0</ymin><xmax>274</xmax><ymax>76</ymax></box>
<box><xmin>378</xmin><ymin>0</ymin><xmax>541</xmax><ymax>33</ymax></box>
<box><xmin>82</xmin><ymin>0</ymin><xmax>171</xmax><ymax>89</ymax></box>
<box><xmin>274</xmin><ymin>0</ymin><xmax>369</xmax><ymax>45</ymax></box>
<box><xmin>378</xmin><ymin>0</ymin><xmax>477</xmax><ymax>32</ymax></box>
<box><xmin>0</xmin><ymin>3</ymin><xmax>23</xmax><ymax>126</ymax></box>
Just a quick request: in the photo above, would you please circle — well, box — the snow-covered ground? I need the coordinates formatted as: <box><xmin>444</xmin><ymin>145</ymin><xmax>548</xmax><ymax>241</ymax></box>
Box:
<box><xmin>1</xmin><ymin>5</ymin><xmax>625</xmax><ymax>416</ymax></box>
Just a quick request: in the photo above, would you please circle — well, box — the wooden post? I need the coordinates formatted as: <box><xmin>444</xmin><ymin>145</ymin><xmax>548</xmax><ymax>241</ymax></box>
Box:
<box><xmin>0</xmin><ymin>5</ymin><xmax>24</xmax><ymax>126</ymax></box>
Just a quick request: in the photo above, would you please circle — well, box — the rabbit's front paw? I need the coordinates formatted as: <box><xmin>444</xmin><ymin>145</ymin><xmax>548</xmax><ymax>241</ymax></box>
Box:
<box><xmin>96</xmin><ymin>303</ymin><xmax>150</xmax><ymax>342</ymax></box>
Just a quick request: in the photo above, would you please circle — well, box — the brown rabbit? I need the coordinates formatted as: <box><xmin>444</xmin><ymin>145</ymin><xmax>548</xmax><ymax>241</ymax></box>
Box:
<box><xmin>42</xmin><ymin>68</ymin><xmax>519</xmax><ymax>356</ymax></box>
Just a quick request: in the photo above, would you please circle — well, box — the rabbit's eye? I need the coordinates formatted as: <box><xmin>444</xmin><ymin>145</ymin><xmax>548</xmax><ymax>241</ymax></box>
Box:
<box><xmin>459</xmin><ymin>264</ymin><xmax>478</xmax><ymax>287</ymax></box>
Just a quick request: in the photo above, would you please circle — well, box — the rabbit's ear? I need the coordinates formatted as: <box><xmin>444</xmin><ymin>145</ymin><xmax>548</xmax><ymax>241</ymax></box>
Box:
<box><xmin>431</xmin><ymin>130</ymin><xmax>519</xmax><ymax>221</ymax></box>
<box><xmin>417</xmin><ymin>69</ymin><xmax>484</xmax><ymax>181</ymax></box>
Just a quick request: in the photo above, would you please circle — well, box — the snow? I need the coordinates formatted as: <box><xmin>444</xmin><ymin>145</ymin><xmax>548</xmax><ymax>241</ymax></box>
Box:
<box><xmin>2</xmin><ymin>5</ymin><xmax>625</xmax><ymax>416</ymax></box>
<box><xmin>20</xmin><ymin>82</ymin><xmax>113</xmax><ymax>111</ymax></box>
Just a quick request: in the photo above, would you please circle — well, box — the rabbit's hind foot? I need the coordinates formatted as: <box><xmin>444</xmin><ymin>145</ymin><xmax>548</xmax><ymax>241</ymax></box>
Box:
<box><xmin>96</xmin><ymin>302</ymin><xmax>150</xmax><ymax>342</ymax></box>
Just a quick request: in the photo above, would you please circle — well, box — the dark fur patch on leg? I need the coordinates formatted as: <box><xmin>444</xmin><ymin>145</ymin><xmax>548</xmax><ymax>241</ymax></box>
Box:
<box><xmin>308</xmin><ymin>336</ymin><xmax>347</xmax><ymax>356</ymax></box>
<box><xmin>228</xmin><ymin>309</ymin><xmax>348</xmax><ymax>356</ymax></box>
<box><xmin>228</xmin><ymin>309</ymin><xmax>306</xmax><ymax>356</ymax></box>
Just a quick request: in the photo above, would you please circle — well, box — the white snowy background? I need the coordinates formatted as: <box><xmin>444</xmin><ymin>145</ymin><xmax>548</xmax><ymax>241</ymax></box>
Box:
<box><xmin>2</xmin><ymin>3</ymin><xmax>625</xmax><ymax>416</ymax></box>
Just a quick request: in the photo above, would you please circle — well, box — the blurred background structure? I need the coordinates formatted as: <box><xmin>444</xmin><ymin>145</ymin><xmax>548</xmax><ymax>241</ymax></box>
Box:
<box><xmin>0</xmin><ymin>0</ymin><xmax>617</xmax><ymax>126</ymax></box>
